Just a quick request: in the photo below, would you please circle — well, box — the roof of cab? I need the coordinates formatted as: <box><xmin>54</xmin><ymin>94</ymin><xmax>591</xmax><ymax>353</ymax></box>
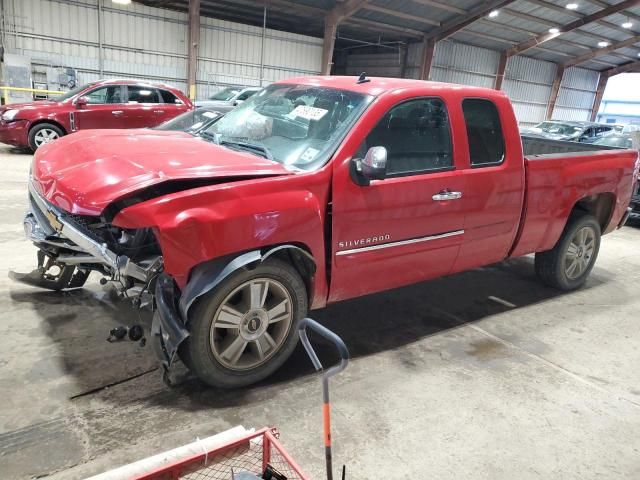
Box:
<box><xmin>276</xmin><ymin>75</ymin><xmax>509</xmax><ymax>99</ymax></box>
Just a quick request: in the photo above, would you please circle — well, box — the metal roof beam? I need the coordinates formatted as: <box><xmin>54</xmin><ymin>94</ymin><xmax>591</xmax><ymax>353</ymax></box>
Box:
<box><xmin>425</xmin><ymin>0</ymin><xmax>519</xmax><ymax>42</ymax></box>
<box><xmin>524</xmin><ymin>0</ymin><xmax>640</xmax><ymax>37</ymax></box>
<box><xmin>564</xmin><ymin>35</ymin><xmax>640</xmax><ymax>68</ymax></box>
<box><xmin>505</xmin><ymin>0</ymin><xmax>640</xmax><ymax>57</ymax></box>
<box><xmin>409</xmin><ymin>0</ymin><xmax>466</xmax><ymax>15</ymax></box>
<box><xmin>361</xmin><ymin>4</ymin><xmax>440</xmax><ymax>27</ymax></box>
<box><xmin>582</xmin><ymin>0</ymin><xmax>640</xmax><ymax>24</ymax></box>
<box><xmin>601</xmin><ymin>59</ymin><xmax>640</xmax><ymax>76</ymax></box>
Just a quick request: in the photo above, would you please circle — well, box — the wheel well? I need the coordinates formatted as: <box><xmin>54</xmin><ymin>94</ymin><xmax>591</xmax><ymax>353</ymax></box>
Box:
<box><xmin>261</xmin><ymin>244</ymin><xmax>316</xmax><ymax>301</ymax></box>
<box><xmin>572</xmin><ymin>193</ymin><xmax>615</xmax><ymax>231</ymax></box>
<box><xmin>29</xmin><ymin>119</ymin><xmax>67</xmax><ymax>135</ymax></box>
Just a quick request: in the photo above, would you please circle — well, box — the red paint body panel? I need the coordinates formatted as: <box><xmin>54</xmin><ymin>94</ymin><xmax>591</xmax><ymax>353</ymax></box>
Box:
<box><xmin>0</xmin><ymin>79</ymin><xmax>191</xmax><ymax>148</ymax></box>
<box><xmin>510</xmin><ymin>150</ymin><xmax>639</xmax><ymax>257</ymax></box>
<box><xmin>32</xmin><ymin>129</ymin><xmax>290</xmax><ymax>215</ymax></box>
<box><xmin>26</xmin><ymin>76</ymin><xmax>639</xmax><ymax>310</ymax></box>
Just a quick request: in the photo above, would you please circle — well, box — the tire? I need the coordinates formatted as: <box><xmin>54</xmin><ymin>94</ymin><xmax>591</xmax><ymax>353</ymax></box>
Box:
<box><xmin>28</xmin><ymin>123</ymin><xmax>64</xmax><ymax>151</ymax></box>
<box><xmin>535</xmin><ymin>212</ymin><xmax>601</xmax><ymax>291</ymax></box>
<box><xmin>180</xmin><ymin>258</ymin><xmax>308</xmax><ymax>388</ymax></box>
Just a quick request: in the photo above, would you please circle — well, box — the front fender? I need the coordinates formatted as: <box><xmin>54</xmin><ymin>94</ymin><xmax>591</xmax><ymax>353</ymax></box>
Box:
<box><xmin>113</xmin><ymin>174</ymin><xmax>330</xmax><ymax>305</ymax></box>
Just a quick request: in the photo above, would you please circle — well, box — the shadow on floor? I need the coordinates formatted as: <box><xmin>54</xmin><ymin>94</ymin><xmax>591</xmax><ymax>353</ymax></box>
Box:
<box><xmin>9</xmin><ymin>256</ymin><xmax>611</xmax><ymax>410</ymax></box>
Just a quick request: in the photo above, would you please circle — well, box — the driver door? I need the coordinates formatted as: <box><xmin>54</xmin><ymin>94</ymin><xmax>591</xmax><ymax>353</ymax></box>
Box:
<box><xmin>329</xmin><ymin>96</ymin><xmax>466</xmax><ymax>302</ymax></box>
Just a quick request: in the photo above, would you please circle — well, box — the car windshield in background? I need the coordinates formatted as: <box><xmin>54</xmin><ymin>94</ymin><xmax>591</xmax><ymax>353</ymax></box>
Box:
<box><xmin>50</xmin><ymin>83</ymin><xmax>93</xmax><ymax>102</ymax></box>
<box><xmin>156</xmin><ymin>109</ymin><xmax>221</xmax><ymax>132</ymax></box>
<box><xmin>201</xmin><ymin>83</ymin><xmax>372</xmax><ymax>171</ymax></box>
<box><xmin>593</xmin><ymin>135</ymin><xmax>633</xmax><ymax>149</ymax></box>
<box><xmin>535</xmin><ymin>122</ymin><xmax>582</xmax><ymax>136</ymax></box>
<box><xmin>209</xmin><ymin>87</ymin><xmax>241</xmax><ymax>101</ymax></box>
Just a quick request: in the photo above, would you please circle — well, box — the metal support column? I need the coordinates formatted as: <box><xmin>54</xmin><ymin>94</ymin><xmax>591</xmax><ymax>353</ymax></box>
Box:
<box><xmin>419</xmin><ymin>36</ymin><xmax>435</xmax><ymax>80</ymax></box>
<box><xmin>546</xmin><ymin>65</ymin><xmax>565</xmax><ymax>120</ymax></box>
<box><xmin>259</xmin><ymin>3</ymin><xmax>266</xmax><ymax>86</ymax></box>
<box><xmin>187</xmin><ymin>0</ymin><xmax>200</xmax><ymax>100</ymax></box>
<box><xmin>321</xmin><ymin>13</ymin><xmax>339</xmax><ymax>75</ymax></box>
<box><xmin>494</xmin><ymin>52</ymin><xmax>507</xmax><ymax>90</ymax></box>
<box><xmin>590</xmin><ymin>74</ymin><xmax>608</xmax><ymax>122</ymax></box>
<box><xmin>97</xmin><ymin>0</ymin><xmax>103</xmax><ymax>76</ymax></box>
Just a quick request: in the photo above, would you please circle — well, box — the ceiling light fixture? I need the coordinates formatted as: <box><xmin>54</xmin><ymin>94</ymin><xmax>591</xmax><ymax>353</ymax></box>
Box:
<box><xmin>488</xmin><ymin>10</ymin><xmax>499</xmax><ymax>18</ymax></box>
<box><xmin>549</xmin><ymin>28</ymin><xmax>560</xmax><ymax>34</ymax></box>
<box><xmin>622</xmin><ymin>20</ymin><xmax>633</xmax><ymax>29</ymax></box>
<box><xmin>566</xmin><ymin>3</ymin><xmax>579</xmax><ymax>10</ymax></box>
<box><xmin>112</xmin><ymin>0</ymin><xmax>132</xmax><ymax>4</ymax></box>
<box><xmin>598</xmin><ymin>41</ymin><xmax>609</xmax><ymax>47</ymax></box>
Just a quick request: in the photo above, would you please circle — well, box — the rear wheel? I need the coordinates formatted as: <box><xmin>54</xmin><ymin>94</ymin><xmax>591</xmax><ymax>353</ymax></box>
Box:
<box><xmin>28</xmin><ymin>123</ymin><xmax>64</xmax><ymax>151</ymax></box>
<box><xmin>535</xmin><ymin>212</ymin><xmax>601</xmax><ymax>291</ymax></box>
<box><xmin>179</xmin><ymin>258</ymin><xmax>307</xmax><ymax>388</ymax></box>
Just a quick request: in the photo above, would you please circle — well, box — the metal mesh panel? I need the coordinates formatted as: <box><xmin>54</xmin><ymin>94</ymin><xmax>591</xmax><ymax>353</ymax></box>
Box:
<box><xmin>145</xmin><ymin>430</ymin><xmax>305</xmax><ymax>480</ymax></box>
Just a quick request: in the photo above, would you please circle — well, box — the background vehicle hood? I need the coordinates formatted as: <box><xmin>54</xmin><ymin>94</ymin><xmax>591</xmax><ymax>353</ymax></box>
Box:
<box><xmin>1</xmin><ymin>100</ymin><xmax>61</xmax><ymax>114</ymax></box>
<box><xmin>32</xmin><ymin>129</ymin><xmax>291</xmax><ymax>215</ymax></box>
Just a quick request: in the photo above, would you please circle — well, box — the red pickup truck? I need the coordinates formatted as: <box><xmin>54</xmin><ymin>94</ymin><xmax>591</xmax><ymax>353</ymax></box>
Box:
<box><xmin>0</xmin><ymin>79</ymin><xmax>191</xmax><ymax>151</ymax></box>
<box><xmin>16</xmin><ymin>76</ymin><xmax>638</xmax><ymax>388</ymax></box>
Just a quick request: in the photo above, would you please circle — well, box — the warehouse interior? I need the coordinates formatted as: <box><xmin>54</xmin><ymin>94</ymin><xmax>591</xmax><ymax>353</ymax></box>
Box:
<box><xmin>1</xmin><ymin>1</ymin><xmax>640</xmax><ymax>479</ymax></box>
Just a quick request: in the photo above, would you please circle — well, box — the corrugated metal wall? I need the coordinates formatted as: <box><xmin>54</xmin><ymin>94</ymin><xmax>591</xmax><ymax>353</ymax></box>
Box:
<box><xmin>503</xmin><ymin>56</ymin><xmax>557</xmax><ymax>128</ymax></box>
<box><xmin>348</xmin><ymin>39</ymin><xmax>602</xmax><ymax>128</ymax></box>
<box><xmin>197</xmin><ymin>16</ymin><xmax>322</xmax><ymax>98</ymax></box>
<box><xmin>2</xmin><ymin>0</ymin><xmax>322</xmax><ymax>98</ymax></box>
<box><xmin>552</xmin><ymin>67</ymin><xmax>600</xmax><ymax>122</ymax></box>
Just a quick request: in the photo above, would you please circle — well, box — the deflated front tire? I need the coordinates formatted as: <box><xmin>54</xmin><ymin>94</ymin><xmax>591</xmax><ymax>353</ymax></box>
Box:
<box><xmin>179</xmin><ymin>258</ymin><xmax>308</xmax><ymax>388</ymax></box>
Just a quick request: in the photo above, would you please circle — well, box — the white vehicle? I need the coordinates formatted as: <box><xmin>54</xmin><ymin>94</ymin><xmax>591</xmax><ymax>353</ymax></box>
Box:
<box><xmin>195</xmin><ymin>86</ymin><xmax>261</xmax><ymax>112</ymax></box>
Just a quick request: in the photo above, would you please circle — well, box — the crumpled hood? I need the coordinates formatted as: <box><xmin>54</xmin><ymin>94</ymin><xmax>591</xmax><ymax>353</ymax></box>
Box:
<box><xmin>32</xmin><ymin>129</ymin><xmax>291</xmax><ymax>215</ymax></box>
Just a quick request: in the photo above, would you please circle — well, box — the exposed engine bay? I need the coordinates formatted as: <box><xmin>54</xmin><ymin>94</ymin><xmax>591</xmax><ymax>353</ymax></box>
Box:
<box><xmin>11</xmin><ymin>180</ymin><xmax>164</xmax><ymax>305</ymax></box>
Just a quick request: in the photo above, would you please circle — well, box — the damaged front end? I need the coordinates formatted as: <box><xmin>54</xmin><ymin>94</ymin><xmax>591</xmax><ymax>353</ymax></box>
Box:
<box><xmin>13</xmin><ymin>180</ymin><xmax>163</xmax><ymax>296</ymax></box>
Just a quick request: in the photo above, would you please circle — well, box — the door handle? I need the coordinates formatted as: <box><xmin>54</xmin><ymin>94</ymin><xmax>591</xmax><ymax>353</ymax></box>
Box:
<box><xmin>111</xmin><ymin>110</ymin><xmax>124</xmax><ymax>116</ymax></box>
<box><xmin>432</xmin><ymin>190</ymin><xmax>463</xmax><ymax>201</ymax></box>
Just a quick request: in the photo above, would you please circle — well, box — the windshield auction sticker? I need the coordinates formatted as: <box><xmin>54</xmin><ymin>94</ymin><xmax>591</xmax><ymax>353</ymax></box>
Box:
<box><xmin>288</xmin><ymin>105</ymin><xmax>328</xmax><ymax>121</ymax></box>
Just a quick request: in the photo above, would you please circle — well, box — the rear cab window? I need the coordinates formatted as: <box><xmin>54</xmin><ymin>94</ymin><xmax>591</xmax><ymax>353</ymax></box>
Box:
<box><xmin>462</xmin><ymin>98</ymin><xmax>505</xmax><ymax>167</ymax></box>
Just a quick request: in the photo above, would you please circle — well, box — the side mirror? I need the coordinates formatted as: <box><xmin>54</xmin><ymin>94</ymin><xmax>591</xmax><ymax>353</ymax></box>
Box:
<box><xmin>76</xmin><ymin>96</ymin><xmax>88</xmax><ymax>109</ymax></box>
<box><xmin>352</xmin><ymin>146</ymin><xmax>387</xmax><ymax>185</ymax></box>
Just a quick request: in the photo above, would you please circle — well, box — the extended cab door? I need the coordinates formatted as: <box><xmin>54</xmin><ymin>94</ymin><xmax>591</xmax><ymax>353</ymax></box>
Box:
<box><xmin>74</xmin><ymin>85</ymin><xmax>127</xmax><ymax>129</ymax></box>
<box><xmin>450</xmin><ymin>97</ymin><xmax>524</xmax><ymax>273</ymax></box>
<box><xmin>329</xmin><ymin>94</ymin><xmax>467</xmax><ymax>302</ymax></box>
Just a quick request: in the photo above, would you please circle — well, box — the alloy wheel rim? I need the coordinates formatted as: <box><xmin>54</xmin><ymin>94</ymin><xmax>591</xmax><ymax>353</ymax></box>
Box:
<box><xmin>565</xmin><ymin>226</ymin><xmax>596</xmax><ymax>280</ymax></box>
<box><xmin>34</xmin><ymin>129</ymin><xmax>59</xmax><ymax>147</ymax></box>
<box><xmin>209</xmin><ymin>278</ymin><xmax>293</xmax><ymax>371</ymax></box>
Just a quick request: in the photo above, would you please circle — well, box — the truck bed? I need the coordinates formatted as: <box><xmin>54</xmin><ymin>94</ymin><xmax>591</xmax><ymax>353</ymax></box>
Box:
<box><xmin>510</xmin><ymin>145</ymin><xmax>638</xmax><ymax>258</ymax></box>
<box><xmin>521</xmin><ymin>134</ymin><xmax>618</xmax><ymax>156</ymax></box>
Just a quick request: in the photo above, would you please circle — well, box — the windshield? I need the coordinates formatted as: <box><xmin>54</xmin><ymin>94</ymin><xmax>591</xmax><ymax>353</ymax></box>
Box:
<box><xmin>535</xmin><ymin>122</ymin><xmax>582</xmax><ymax>136</ymax></box>
<box><xmin>201</xmin><ymin>83</ymin><xmax>372</xmax><ymax>170</ymax></box>
<box><xmin>50</xmin><ymin>83</ymin><xmax>94</xmax><ymax>102</ymax></box>
<box><xmin>155</xmin><ymin>109</ymin><xmax>222</xmax><ymax>132</ymax></box>
<box><xmin>209</xmin><ymin>87</ymin><xmax>241</xmax><ymax>101</ymax></box>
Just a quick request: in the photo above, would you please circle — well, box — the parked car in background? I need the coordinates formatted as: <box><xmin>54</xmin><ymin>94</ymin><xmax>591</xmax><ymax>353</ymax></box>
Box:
<box><xmin>195</xmin><ymin>86</ymin><xmax>261</xmax><ymax>112</ymax></box>
<box><xmin>155</xmin><ymin>106</ymin><xmax>224</xmax><ymax>134</ymax></box>
<box><xmin>522</xmin><ymin>120</ymin><xmax>615</xmax><ymax>143</ymax></box>
<box><xmin>15</xmin><ymin>76</ymin><xmax>638</xmax><ymax>388</ymax></box>
<box><xmin>0</xmin><ymin>79</ymin><xmax>191</xmax><ymax>151</ymax></box>
<box><xmin>592</xmin><ymin>133</ymin><xmax>634</xmax><ymax>149</ymax></box>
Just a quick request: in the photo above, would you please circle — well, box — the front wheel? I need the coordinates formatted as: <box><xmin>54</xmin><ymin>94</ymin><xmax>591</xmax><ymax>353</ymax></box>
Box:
<box><xmin>28</xmin><ymin>123</ymin><xmax>64</xmax><ymax>151</ymax></box>
<box><xmin>179</xmin><ymin>258</ymin><xmax>308</xmax><ymax>388</ymax></box>
<box><xmin>535</xmin><ymin>212</ymin><xmax>601</xmax><ymax>291</ymax></box>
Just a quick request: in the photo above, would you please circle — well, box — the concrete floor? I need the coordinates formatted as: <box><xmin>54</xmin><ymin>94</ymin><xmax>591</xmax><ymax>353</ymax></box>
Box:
<box><xmin>1</xmin><ymin>142</ymin><xmax>639</xmax><ymax>480</ymax></box>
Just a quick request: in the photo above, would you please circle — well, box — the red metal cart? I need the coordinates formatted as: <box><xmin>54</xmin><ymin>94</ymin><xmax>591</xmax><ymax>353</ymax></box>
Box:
<box><xmin>91</xmin><ymin>318</ymin><xmax>349</xmax><ymax>480</ymax></box>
